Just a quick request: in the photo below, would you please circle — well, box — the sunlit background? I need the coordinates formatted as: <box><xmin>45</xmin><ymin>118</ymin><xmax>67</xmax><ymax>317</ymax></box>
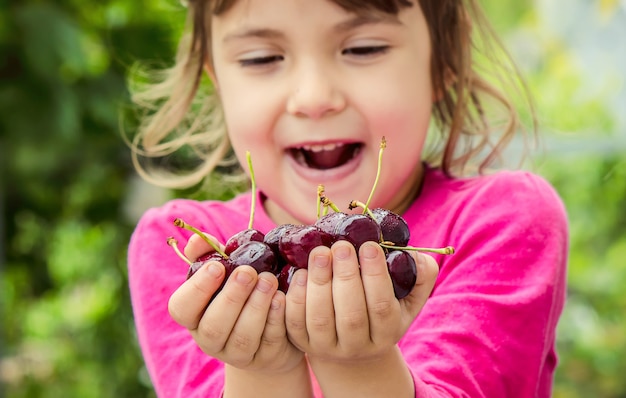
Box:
<box><xmin>1</xmin><ymin>0</ymin><xmax>625</xmax><ymax>397</ymax></box>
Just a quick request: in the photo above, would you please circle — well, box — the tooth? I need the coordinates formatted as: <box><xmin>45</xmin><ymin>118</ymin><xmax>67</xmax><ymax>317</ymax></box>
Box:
<box><xmin>298</xmin><ymin>143</ymin><xmax>344</xmax><ymax>152</ymax></box>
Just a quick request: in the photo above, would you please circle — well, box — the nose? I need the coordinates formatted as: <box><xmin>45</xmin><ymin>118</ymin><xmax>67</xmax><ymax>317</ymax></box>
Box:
<box><xmin>286</xmin><ymin>61</ymin><xmax>346</xmax><ymax>119</ymax></box>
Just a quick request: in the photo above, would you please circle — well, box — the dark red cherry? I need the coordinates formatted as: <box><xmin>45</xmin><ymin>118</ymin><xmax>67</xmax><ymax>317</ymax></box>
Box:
<box><xmin>224</xmin><ymin>229</ymin><xmax>265</xmax><ymax>255</ymax></box>
<box><xmin>263</xmin><ymin>224</ymin><xmax>295</xmax><ymax>272</ymax></box>
<box><xmin>333</xmin><ymin>213</ymin><xmax>381</xmax><ymax>252</ymax></box>
<box><xmin>186</xmin><ymin>252</ymin><xmax>235</xmax><ymax>304</ymax></box>
<box><xmin>371</xmin><ymin>208</ymin><xmax>410</xmax><ymax>247</ymax></box>
<box><xmin>314</xmin><ymin>212</ymin><xmax>347</xmax><ymax>236</ymax></box>
<box><xmin>229</xmin><ymin>241</ymin><xmax>277</xmax><ymax>274</ymax></box>
<box><xmin>186</xmin><ymin>252</ymin><xmax>232</xmax><ymax>280</ymax></box>
<box><xmin>279</xmin><ymin>225</ymin><xmax>334</xmax><ymax>269</ymax></box>
<box><xmin>277</xmin><ymin>264</ymin><xmax>298</xmax><ymax>293</ymax></box>
<box><xmin>386</xmin><ymin>250</ymin><xmax>417</xmax><ymax>299</ymax></box>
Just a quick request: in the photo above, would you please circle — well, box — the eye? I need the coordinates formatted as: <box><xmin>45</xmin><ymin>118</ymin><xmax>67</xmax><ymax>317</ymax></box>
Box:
<box><xmin>239</xmin><ymin>55</ymin><xmax>284</xmax><ymax>67</ymax></box>
<box><xmin>342</xmin><ymin>45</ymin><xmax>389</xmax><ymax>57</ymax></box>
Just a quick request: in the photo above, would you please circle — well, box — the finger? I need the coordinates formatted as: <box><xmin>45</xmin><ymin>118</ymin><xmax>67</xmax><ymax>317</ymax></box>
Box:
<box><xmin>305</xmin><ymin>246</ymin><xmax>337</xmax><ymax>350</ymax></box>
<box><xmin>261</xmin><ymin>290</ymin><xmax>287</xmax><ymax>348</ymax></box>
<box><xmin>359</xmin><ymin>242</ymin><xmax>401</xmax><ymax>344</ymax></box>
<box><xmin>168</xmin><ymin>261</ymin><xmax>226</xmax><ymax>330</ymax></box>
<box><xmin>184</xmin><ymin>232</ymin><xmax>225</xmax><ymax>261</ymax></box>
<box><xmin>330</xmin><ymin>241</ymin><xmax>369</xmax><ymax>351</ymax></box>
<box><xmin>223</xmin><ymin>272</ymin><xmax>278</xmax><ymax>367</ymax></box>
<box><xmin>399</xmin><ymin>253</ymin><xmax>439</xmax><ymax>322</ymax></box>
<box><xmin>285</xmin><ymin>268</ymin><xmax>309</xmax><ymax>350</ymax></box>
<box><xmin>256</xmin><ymin>291</ymin><xmax>289</xmax><ymax>363</ymax></box>
<box><xmin>193</xmin><ymin>266</ymin><xmax>258</xmax><ymax>354</ymax></box>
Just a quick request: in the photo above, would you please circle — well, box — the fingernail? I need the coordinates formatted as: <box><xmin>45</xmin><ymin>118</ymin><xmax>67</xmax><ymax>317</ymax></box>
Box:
<box><xmin>361</xmin><ymin>242</ymin><xmax>378</xmax><ymax>260</ymax></box>
<box><xmin>235</xmin><ymin>270</ymin><xmax>253</xmax><ymax>285</ymax></box>
<box><xmin>207</xmin><ymin>262</ymin><xmax>223</xmax><ymax>277</ymax></box>
<box><xmin>334</xmin><ymin>245</ymin><xmax>351</xmax><ymax>260</ymax></box>
<box><xmin>256</xmin><ymin>277</ymin><xmax>272</xmax><ymax>293</ymax></box>
<box><xmin>313</xmin><ymin>254</ymin><xmax>330</xmax><ymax>268</ymax></box>
<box><xmin>296</xmin><ymin>271</ymin><xmax>307</xmax><ymax>286</ymax></box>
<box><xmin>271</xmin><ymin>298</ymin><xmax>281</xmax><ymax>310</ymax></box>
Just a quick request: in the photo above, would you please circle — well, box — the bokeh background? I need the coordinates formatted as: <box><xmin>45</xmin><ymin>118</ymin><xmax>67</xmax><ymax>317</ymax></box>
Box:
<box><xmin>1</xmin><ymin>0</ymin><xmax>625</xmax><ymax>396</ymax></box>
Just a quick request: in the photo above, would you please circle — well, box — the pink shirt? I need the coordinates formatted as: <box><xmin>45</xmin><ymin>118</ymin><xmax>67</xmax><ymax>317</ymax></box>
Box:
<box><xmin>128</xmin><ymin>167</ymin><xmax>568</xmax><ymax>397</ymax></box>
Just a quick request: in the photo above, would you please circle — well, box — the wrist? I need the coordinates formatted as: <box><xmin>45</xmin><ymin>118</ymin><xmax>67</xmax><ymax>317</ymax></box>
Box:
<box><xmin>224</xmin><ymin>357</ymin><xmax>313</xmax><ymax>398</ymax></box>
<box><xmin>307</xmin><ymin>346</ymin><xmax>414</xmax><ymax>398</ymax></box>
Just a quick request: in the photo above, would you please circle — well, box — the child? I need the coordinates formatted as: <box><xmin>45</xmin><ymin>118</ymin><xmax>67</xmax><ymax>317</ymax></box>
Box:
<box><xmin>127</xmin><ymin>0</ymin><xmax>568</xmax><ymax>397</ymax></box>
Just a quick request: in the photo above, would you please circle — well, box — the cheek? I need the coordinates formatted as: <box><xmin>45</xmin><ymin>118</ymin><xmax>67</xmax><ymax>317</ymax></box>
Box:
<box><xmin>219</xmin><ymin>88</ymin><xmax>269</xmax><ymax>145</ymax></box>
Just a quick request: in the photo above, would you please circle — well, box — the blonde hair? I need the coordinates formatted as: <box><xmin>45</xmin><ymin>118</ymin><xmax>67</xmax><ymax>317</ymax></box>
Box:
<box><xmin>125</xmin><ymin>0</ymin><xmax>535</xmax><ymax>189</ymax></box>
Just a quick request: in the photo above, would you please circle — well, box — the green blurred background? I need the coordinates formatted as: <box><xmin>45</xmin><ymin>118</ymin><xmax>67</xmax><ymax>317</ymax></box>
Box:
<box><xmin>1</xmin><ymin>0</ymin><xmax>625</xmax><ymax>396</ymax></box>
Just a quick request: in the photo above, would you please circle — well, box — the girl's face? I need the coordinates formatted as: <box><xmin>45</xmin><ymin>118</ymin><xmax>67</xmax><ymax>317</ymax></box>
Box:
<box><xmin>210</xmin><ymin>0</ymin><xmax>433</xmax><ymax>225</ymax></box>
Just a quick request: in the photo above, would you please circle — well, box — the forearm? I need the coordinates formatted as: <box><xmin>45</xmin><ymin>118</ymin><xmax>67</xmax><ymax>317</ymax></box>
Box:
<box><xmin>224</xmin><ymin>357</ymin><xmax>314</xmax><ymax>398</ymax></box>
<box><xmin>309</xmin><ymin>346</ymin><xmax>415</xmax><ymax>398</ymax></box>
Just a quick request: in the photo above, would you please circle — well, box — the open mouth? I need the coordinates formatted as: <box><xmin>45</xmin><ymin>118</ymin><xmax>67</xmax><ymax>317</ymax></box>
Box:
<box><xmin>288</xmin><ymin>143</ymin><xmax>363</xmax><ymax>170</ymax></box>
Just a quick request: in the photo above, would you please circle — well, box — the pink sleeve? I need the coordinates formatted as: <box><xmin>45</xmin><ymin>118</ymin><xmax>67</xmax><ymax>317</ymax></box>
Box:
<box><xmin>401</xmin><ymin>173</ymin><xmax>568</xmax><ymax>397</ymax></box>
<box><xmin>128</xmin><ymin>200</ymin><xmax>226</xmax><ymax>398</ymax></box>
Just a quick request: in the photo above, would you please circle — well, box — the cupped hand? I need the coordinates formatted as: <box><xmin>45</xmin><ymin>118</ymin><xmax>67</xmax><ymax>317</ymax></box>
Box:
<box><xmin>168</xmin><ymin>238</ymin><xmax>304</xmax><ymax>374</ymax></box>
<box><xmin>285</xmin><ymin>240</ymin><xmax>438</xmax><ymax>362</ymax></box>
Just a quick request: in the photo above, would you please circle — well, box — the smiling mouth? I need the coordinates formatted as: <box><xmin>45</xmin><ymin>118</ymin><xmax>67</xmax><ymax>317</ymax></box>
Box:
<box><xmin>288</xmin><ymin>142</ymin><xmax>363</xmax><ymax>170</ymax></box>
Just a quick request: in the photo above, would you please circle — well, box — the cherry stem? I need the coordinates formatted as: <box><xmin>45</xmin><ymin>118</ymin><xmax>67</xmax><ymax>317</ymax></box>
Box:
<box><xmin>319</xmin><ymin>188</ymin><xmax>341</xmax><ymax>213</ymax></box>
<box><xmin>320</xmin><ymin>195</ymin><xmax>341</xmax><ymax>213</ymax></box>
<box><xmin>348</xmin><ymin>200</ymin><xmax>374</xmax><ymax>218</ymax></box>
<box><xmin>317</xmin><ymin>184</ymin><xmax>324</xmax><ymax>219</ymax></box>
<box><xmin>173</xmin><ymin>218</ymin><xmax>228</xmax><ymax>258</ymax></box>
<box><xmin>363</xmin><ymin>136</ymin><xmax>386</xmax><ymax>214</ymax></box>
<box><xmin>246</xmin><ymin>151</ymin><xmax>256</xmax><ymax>231</ymax></box>
<box><xmin>167</xmin><ymin>237</ymin><xmax>193</xmax><ymax>266</ymax></box>
<box><xmin>380</xmin><ymin>242</ymin><xmax>455</xmax><ymax>255</ymax></box>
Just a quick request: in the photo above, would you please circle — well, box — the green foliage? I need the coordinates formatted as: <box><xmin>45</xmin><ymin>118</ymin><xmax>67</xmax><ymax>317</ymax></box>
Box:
<box><xmin>1</xmin><ymin>0</ymin><xmax>183</xmax><ymax>396</ymax></box>
<box><xmin>2</xmin><ymin>0</ymin><xmax>625</xmax><ymax>397</ymax></box>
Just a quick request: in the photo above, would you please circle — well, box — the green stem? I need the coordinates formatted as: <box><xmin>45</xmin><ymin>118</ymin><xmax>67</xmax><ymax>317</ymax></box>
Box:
<box><xmin>363</xmin><ymin>136</ymin><xmax>386</xmax><ymax>213</ymax></box>
<box><xmin>379</xmin><ymin>242</ymin><xmax>455</xmax><ymax>255</ymax></box>
<box><xmin>348</xmin><ymin>200</ymin><xmax>375</xmax><ymax>218</ymax></box>
<box><xmin>173</xmin><ymin>218</ymin><xmax>228</xmax><ymax>258</ymax></box>
<box><xmin>317</xmin><ymin>185</ymin><xmax>324</xmax><ymax>219</ymax></box>
<box><xmin>167</xmin><ymin>237</ymin><xmax>193</xmax><ymax>266</ymax></box>
<box><xmin>246</xmin><ymin>151</ymin><xmax>256</xmax><ymax>230</ymax></box>
<box><xmin>320</xmin><ymin>195</ymin><xmax>341</xmax><ymax>213</ymax></box>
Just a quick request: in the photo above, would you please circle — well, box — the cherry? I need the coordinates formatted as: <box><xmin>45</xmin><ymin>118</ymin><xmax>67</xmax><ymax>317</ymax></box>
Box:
<box><xmin>168</xmin><ymin>238</ymin><xmax>235</xmax><ymax>302</ymax></box>
<box><xmin>386</xmin><ymin>250</ymin><xmax>417</xmax><ymax>299</ymax></box>
<box><xmin>277</xmin><ymin>264</ymin><xmax>298</xmax><ymax>293</ymax></box>
<box><xmin>279</xmin><ymin>225</ymin><xmax>334</xmax><ymax>269</ymax></box>
<box><xmin>229</xmin><ymin>241</ymin><xmax>277</xmax><ymax>274</ymax></box>
<box><xmin>371</xmin><ymin>208</ymin><xmax>410</xmax><ymax>247</ymax></box>
<box><xmin>264</xmin><ymin>224</ymin><xmax>295</xmax><ymax>272</ymax></box>
<box><xmin>314</xmin><ymin>211</ymin><xmax>346</xmax><ymax>237</ymax></box>
<box><xmin>224</xmin><ymin>229</ymin><xmax>265</xmax><ymax>255</ymax></box>
<box><xmin>169</xmin><ymin>139</ymin><xmax>457</xmax><ymax>305</ymax></box>
<box><xmin>333</xmin><ymin>213</ymin><xmax>381</xmax><ymax>252</ymax></box>
<box><xmin>187</xmin><ymin>251</ymin><xmax>232</xmax><ymax>280</ymax></box>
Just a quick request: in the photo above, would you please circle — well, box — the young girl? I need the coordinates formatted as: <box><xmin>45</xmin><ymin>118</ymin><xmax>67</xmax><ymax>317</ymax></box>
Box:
<box><xmin>127</xmin><ymin>0</ymin><xmax>568</xmax><ymax>397</ymax></box>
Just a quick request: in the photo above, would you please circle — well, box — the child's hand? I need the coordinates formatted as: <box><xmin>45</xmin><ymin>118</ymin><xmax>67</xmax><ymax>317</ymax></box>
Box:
<box><xmin>168</xmin><ymin>243</ymin><xmax>304</xmax><ymax>375</ymax></box>
<box><xmin>285</xmin><ymin>240</ymin><xmax>438</xmax><ymax>363</ymax></box>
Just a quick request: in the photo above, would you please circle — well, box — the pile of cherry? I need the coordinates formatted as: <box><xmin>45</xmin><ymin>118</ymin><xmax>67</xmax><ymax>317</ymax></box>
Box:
<box><xmin>167</xmin><ymin>139</ymin><xmax>454</xmax><ymax>300</ymax></box>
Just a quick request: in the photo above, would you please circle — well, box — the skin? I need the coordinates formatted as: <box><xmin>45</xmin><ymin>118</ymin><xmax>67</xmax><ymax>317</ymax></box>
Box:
<box><xmin>209</xmin><ymin>0</ymin><xmax>433</xmax><ymax>226</ymax></box>
<box><xmin>169</xmin><ymin>0</ymin><xmax>440</xmax><ymax>396</ymax></box>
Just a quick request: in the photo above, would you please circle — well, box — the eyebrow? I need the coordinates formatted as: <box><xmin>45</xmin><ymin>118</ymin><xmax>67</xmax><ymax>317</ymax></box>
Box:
<box><xmin>333</xmin><ymin>13</ymin><xmax>400</xmax><ymax>32</ymax></box>
<box><xmin>222</xmin><ymin>14</ymin><xmax>400</xmax><ymax>44</ymax></box>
